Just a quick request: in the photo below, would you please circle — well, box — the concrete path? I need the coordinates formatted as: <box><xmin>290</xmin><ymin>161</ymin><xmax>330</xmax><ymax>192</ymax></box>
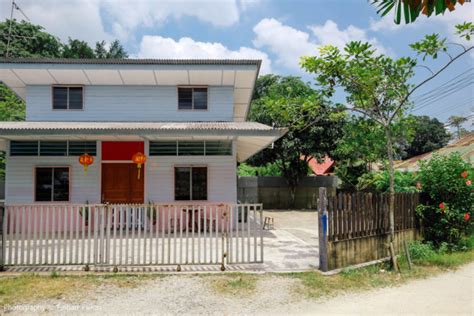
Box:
<box><xmin>262</xmin><ymin>210</ymin><xmax>319</xmax><ymax>271</ymax></box>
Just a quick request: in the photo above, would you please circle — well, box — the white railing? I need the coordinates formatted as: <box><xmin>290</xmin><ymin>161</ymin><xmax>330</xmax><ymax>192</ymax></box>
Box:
<box><xmin>0</xmin><ymin>203</ymin><xmax>263</xmax><ymax>267</ymax></box>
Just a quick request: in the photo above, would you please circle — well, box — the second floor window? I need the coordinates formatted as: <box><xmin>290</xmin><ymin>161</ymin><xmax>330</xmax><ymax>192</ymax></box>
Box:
<box><xmin>178</xmin><ymin>87</ymin><xmax>207</xmax><ymax>110</ymax></box>
<box><xmin>53</xmin><ymin>86</ymin><xmax>83</xmax><ymax>110</ymax></box>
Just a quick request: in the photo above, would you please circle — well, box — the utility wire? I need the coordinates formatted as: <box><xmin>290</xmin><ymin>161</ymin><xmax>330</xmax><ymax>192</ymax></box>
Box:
<box><xmin>410</xmin><ymin>81</ymin><xmax>474</xmax><ymax>113</ymax></box>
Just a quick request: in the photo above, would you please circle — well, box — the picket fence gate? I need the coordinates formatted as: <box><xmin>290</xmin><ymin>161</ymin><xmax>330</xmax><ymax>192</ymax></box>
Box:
<box><xmin>0</xmin><ymin>203</ymin><xmax>264</xmax><ymax>269</ymax></box>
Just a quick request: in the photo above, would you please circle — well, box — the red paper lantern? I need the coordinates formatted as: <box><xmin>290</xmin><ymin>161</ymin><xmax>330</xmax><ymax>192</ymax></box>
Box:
<box><xmin>464</xmin><ymin>213</ymin><xmax>470</xmax><ymax>221</ymax></box>
<box><xmin>79</xmin><ymin>153</ymin><xmax>94</xmax><ymax>175</ymax></box>
<box><xmin>132</xmin><ymin>152</ymin><xmax>147</xmax><ymax>179</ymax></box>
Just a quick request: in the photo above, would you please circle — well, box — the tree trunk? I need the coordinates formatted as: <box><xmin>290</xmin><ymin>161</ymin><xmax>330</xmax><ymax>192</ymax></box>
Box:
<box><xmin>385</xmin><ymin>126</ymin><xmax>395</xmax><ymax>242</ymax></box>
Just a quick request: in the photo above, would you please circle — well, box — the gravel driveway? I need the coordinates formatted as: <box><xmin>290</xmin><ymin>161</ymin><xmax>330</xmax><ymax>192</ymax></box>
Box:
<box><xmin>5</xmin><ymin>263</ymin><xmax>473</xmax><ymax>315</ymax></box>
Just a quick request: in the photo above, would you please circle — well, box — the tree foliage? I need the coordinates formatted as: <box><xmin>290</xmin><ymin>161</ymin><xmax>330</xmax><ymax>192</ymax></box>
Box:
<box><xmin>0</xmin><ymin>19</ymin><xmax>128</xmax><ymax>59</ymax></box>
<box><xmin>248</xmin><ymin>75</ymin><xmax>345</xmax><ymax>205</ymax></box>
<box><xmin>372</xmin><ymin>0</ymin><xmax>471</xmax><ymax>24</ymax></box>
<box><xmin>402</xmin><ymin>115</ymin><xmax>450</xmax><ymax>158</ymax></box>
<box><xmin>333</xmin><ymin>115</ymin><xmax>414</xmax><ymax>189</ymax></box>
<box><xmin>301</xmin><ymin>23</ymin><xmax>473</xmax><ymax>242</ymax></box>
<box><xmin>448</xmin><ymin>115</ymin><xmax>469</xmax><ymax>139</ymax></box>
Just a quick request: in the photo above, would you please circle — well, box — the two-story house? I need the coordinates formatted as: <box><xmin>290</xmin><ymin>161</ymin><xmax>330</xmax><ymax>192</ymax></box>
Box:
<box><xmin>0</xmin><ymin>59</ymin><xmax>285</xmax><ymax>206</ymax></box>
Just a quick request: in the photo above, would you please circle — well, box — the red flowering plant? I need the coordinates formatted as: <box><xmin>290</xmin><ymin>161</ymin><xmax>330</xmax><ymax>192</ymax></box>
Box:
<box><xmin>416</xmin><ymin>153</ymin><xmax>474</xmax><ymax>248</ymax></box>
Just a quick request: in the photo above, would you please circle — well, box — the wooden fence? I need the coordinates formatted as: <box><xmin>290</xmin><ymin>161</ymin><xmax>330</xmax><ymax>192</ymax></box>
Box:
<box><xmin>327</xmin><ymin>192</ymin><xmax>418</xmax><ymax>242</ymax></box>
<box><xmin>319</xmin><ymin>189</ymin><xmax>420</xmax><ymax>271</ymax></box>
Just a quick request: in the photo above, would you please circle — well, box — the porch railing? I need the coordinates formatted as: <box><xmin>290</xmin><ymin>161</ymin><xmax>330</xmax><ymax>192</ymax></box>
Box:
<box><xmin>0</xmin><ymin>203</ymin><xmax>263</xmax><ymax>268</ymax></box>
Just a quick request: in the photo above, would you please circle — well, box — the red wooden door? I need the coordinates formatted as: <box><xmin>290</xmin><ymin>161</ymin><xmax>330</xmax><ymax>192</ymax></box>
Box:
<box><xmin>101</xmin><ymin>163</ymin><xmax>144</xmax><ymax>204</ymax></box>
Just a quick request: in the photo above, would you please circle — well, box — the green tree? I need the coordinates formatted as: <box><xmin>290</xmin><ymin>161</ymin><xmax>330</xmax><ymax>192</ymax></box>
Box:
<box><xmin>448</xmin><ymin>115</ymin><xmax>469</xmax><ymax>139</ymax></box>
<box><xmin>372</xmin><ymin>0</ymin><xmax>471</xmax><ymax>24</ymax></box>
<box><xmin>248</xmin><ymin>75</ymin><xmax>346</xmax><ymax>206</ymax></box>
<box><xmin>62</xmin><ymin>38</ymin><xmax>95</xmax><ymax>58</ymax></box>
<box><xmin>301</xmin><ymin>22</ymin><xmax>473</xmax><ymax>245</ymax></box>
<box><xmin>333</xmin><ymin>115</ymin><xmax>414</xmax><ymax>189</ymax></box>
<box><xmin>403</xmin><ymin>115</ymin><xmax>450</xmax><ymax>158</ymax></box>
<box><xmin>0</xmin><ymin>19</ymin><xmax>62</xmax><ymax>57</ymax></box>
<box><xmin>95</xmin><ymin>40</ymin><xmax>129</xmax><ymax>59</ymax></box>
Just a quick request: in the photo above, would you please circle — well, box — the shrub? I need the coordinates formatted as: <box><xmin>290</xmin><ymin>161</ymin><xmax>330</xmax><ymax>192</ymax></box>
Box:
<box><xmin>357</xmin><ymin>170</ymin><xmax>419</xmax><ymax>193</ymax></box>
<box><xmin>417</xmin><ymin>153</ymin><xmax>474</xmax><ymax>248</ymax></box>
<box><xmin>238</xmin><ymin>162</ymin><xmax>283</xmax><ymax>176</ymax></box>
<box><xmin>408</xmin><ymin>241</ymin><xmax>436</xmax><ymax>260</ymax></box>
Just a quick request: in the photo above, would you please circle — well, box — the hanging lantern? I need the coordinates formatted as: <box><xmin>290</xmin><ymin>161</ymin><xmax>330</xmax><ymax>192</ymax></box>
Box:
<box><xmin>79</xmin><ymin>153</ymin><xmax>94</xmax><ymax>175</ymax></box>
<box><xmin>132</xmin><ymin>152</ymin><xmax>147</xmax><ymax>179</ymax></box>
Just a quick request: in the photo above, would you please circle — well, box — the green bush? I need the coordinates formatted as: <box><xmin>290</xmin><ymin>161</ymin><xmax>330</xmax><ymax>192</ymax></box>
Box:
<box><xmin>237</xmin><ymin>162</ymin><xmax>283</xmax><ymax>177</ymax></box>
<box><xmin>417</xmin><ymin>153</ymin><xmax>474</xmax><ymax>248</ymax></box>
<box><xmin>357</xmin><ymin>170</ymin><xmax>419</xmax><ymax>193</ymax></box>
<box><xmin>408</xmin><ymin>241</ymin><xmax>436</xmax><ymax>260</ymax></box>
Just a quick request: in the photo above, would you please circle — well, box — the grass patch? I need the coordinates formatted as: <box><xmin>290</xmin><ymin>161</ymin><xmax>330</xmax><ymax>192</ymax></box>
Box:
<box><xmin>0</xmin><ymin>272</ymin><xmax>163</xmax><ymax>307</ymax></box>
<box><xmin>288</xmin><ymin>248</ymin><xmax>474</xmax><ymax>299</ymax></box>
<box><xmin>208</xmin><ymin>273</ymin><xmax>258</xmax><ymax>296</ymax></box>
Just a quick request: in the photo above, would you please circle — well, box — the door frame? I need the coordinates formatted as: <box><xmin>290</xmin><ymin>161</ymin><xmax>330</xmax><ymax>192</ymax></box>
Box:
<box><xmin>100</xmin><ymin>161</ymin><xmax>146</xmax><ymax>204</ymax></box>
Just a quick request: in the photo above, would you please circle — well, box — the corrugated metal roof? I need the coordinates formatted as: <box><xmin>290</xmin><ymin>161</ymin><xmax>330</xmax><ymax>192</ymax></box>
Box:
<box><xmin>0</xmin><ymin>121</ymin><xmax>286</xmax><ymax>137</ymax></box>
<box><xmin>395</xmin><ymin>133</ymin><xmax>474</xmax><ymax>170</ymax></box>
<box><xmin>0</xmin><ymin>58</ymin><xmax>261</xmax><ymax>66</ymax></box>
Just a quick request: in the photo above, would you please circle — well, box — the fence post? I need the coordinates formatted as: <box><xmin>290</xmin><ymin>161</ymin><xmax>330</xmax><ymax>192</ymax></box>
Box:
<box><xmin>318</xmin><ymin>187</ymin><xmax>329</xmax><ymax>272</ymax></box>
<box><xmin>0</xmin><ymin>205</ymin><xmax>4</xmax><ymax>271</ymax></box>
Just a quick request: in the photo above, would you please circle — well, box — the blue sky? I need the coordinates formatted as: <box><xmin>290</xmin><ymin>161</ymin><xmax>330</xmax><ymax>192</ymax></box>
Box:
<box><xmin>1</xmin><ymin>0</ymin><xmax>472</xmax><ymax>130</ymax></box>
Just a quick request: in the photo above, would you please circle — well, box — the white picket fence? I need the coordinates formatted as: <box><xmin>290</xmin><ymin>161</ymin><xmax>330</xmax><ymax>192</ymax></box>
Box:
<box><xmin>0</xmin><ymin>203</ymin><xmax>263</xmax><ymax>267</ymax></box>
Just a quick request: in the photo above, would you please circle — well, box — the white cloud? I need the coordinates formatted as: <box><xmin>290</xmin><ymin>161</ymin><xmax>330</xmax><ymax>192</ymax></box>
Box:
<box><xmin>0</xmin><ymin>0</ymin><xmax>250</xmax><ymax>43</ymax></box>
<box><xmin>310</xmin><ymin>20</ymin><xmax>388</xmax><ymax>55</ymax></box>
<box><xmin>253</xmin><ymin>18</ymin><xmax>317</xmax><ymax>70</ymax></box>
<box><xmin>0</xmin><ymin>0</ymin><xmax>111</xmax><ymax>44</ymax></box>
<box><xmin>100</xmin><ymin>0</ymin><xmax>241</xmax><ymax>39</ymax></box>
<box><xmin>238</xmin><ymin>0</ymin><xmax>263</xmax><ymax>11</ymax></box>
<box><xmin>138</xmin><ymin>35</ymin><xmax>272</xmax><ymax>73</ymax></box>
<box><xmin>252</xmin><ymin>18</ymin><xmax>389</xmax><ymax>71</ymax></box>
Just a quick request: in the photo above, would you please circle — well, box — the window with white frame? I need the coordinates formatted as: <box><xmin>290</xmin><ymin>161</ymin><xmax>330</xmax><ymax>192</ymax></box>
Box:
<box><xmin>35</xmin><ymin>167</ymin><xmax>70</xmax><ymax>202</ymax></box>
<box><xmin>174</xmin><ymin>167</ymin><xmax>207</xmax><ymax>201</ymax></box>
<box><xmin>178</xmin><ymin>87</ymin><xmax>208</xmax><ymax>110</ymax></box>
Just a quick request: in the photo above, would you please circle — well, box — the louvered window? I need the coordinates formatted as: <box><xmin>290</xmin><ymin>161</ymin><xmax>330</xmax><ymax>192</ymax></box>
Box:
<box><xmin>10</xmin><ymin>141</ymin><xmax>97</xmax><ymax>156</ymax></box>
<box><xmin>149</xmin><ymin>140</ymin><xmax>232</xmax><ymax>156</ymax></box>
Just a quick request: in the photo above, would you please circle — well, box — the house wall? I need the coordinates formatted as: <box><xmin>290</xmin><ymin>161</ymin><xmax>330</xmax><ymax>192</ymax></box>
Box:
<box><xmin>5</xmin><ymin>156</ymin><xmax>101</xmax><ymax>204</ymax></box>
<box><xmin>5</xmin><ymin>140</ymin><xmax>237</xmax><ymax>204</ymax></box>
<box><xmin>25</xmin><ymin>85</ymin><xmax>234</xmax><ymax>122</ymax></box>
<box><xmin>146</xmin><ymin>156</ymin><xmax>237</xmax><ymax>203</ymax></box>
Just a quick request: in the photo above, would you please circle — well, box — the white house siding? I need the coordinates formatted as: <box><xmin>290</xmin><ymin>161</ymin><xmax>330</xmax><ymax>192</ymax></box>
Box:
<box><xmin>25</xmin><ymin>85</ymin><xmax>234</xmax><ymax>122</ymax></box>
<box><xmin>146</xmin><ymin>156</ymin><xmax>237</xmax><ymax>203</ymax></box>
<box><xmin>5</xmin><ymin>141</ymin><xmax>237</xmax><ymax>204</ymax></box>
<box><xmin>5</xmin><ymin>156</ymin><xmax>101</xmax><ymax>204</ymax></box>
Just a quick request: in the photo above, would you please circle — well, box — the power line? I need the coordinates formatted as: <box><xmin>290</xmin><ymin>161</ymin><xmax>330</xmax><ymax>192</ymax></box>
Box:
<box><xmin>411</xmin><ymin>73</ymin><xmax>473</xmax><ymax>106</ymax></box>
<box><xmin>431</xmin><ymin>97</ymin><xmax>474</xmax><ymax>117</ymax></box>
<box><xmin>411</xmin><ymin>68</ymin><xmax>473</xmax><ymax>102</ymax></box>
<box><xmin>409</xmin><ymin>68</ymin><xmax>474</xmax><ymax>113</ymax></box>
<box><xmin>410</xmin><ymin>80</ymin><xmax>474</xmax><ymax>113</ymax></box>
<box><xmin>5</xmin><ymin>0</ymin><xmax>33</xmax><ymax>57</ymax></box>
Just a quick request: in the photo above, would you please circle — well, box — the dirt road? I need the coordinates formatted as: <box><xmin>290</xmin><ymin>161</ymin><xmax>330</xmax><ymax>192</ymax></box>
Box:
<box><xmin>5</xmin><ymin>263</ymin><xmax>473</xmax><ymax>315</ymax></box>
